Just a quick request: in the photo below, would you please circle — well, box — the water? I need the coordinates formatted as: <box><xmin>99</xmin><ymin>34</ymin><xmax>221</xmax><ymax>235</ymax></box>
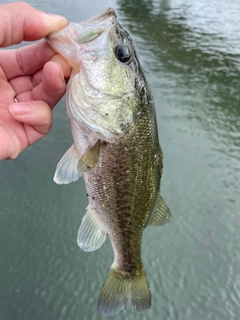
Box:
<box><xmin>0</xmin><ymin>0</ymin><xmax>240</xmax><ymax>319</ymax></box>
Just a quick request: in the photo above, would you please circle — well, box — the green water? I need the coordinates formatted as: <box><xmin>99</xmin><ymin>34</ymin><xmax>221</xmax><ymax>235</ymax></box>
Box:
<box><xmin>0</xmin><ymin>0</ymin><xmax>240</xmax><ymax>319</ymax></box>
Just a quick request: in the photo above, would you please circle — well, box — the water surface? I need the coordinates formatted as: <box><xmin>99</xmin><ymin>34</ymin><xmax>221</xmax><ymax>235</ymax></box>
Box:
<box><xmin>0</xmin><ymin>0</ymin><xmax>240</xmax><ymax>319</ymax></box>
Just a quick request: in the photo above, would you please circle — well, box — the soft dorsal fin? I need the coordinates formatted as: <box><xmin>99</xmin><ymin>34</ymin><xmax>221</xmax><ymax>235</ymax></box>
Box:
<box><xmin>78</xmin><ymin>141</ymin><xmax>100</xmax><ymax>172</ymax></box>
<box><xmin>53</xmin><ymin>145</ymin><xmax>81</xmax><ymax>184</ymax></box>
<box><xmin>77</xmin><ymin>205</ymin><xmax>106</xmax><ymax>252</ymax></box>
<box><xmin>148</xmin><ymin>194</ymin><xmax>171</xmax><ymax>226</ymax></box>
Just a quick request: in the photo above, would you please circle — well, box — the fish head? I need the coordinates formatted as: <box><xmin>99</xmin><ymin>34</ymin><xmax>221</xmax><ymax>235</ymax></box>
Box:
<box><xmin>47</xmin><ymin>8</ymin><xmax>140</xmax><ymax>142</ymax></box>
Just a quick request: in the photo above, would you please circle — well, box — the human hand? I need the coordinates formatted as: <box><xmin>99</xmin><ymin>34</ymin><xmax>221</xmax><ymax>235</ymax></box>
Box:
<box><xmin>0</xmin><ymin>2</ymin><xmax>71</xmax><ymax>160</ymax></box>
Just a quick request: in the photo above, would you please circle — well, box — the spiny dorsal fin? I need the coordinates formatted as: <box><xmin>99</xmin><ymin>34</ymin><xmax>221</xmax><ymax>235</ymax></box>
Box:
<box><xmin>148</xmin><ymin>194</ymin><xmax>171</xmax><ymax>226</ymax></box>
<box><xmin>77</xmin><ymin>141</ymin><xmax>100</xmax><ymax>172</ymax></box>
<box><xmin>77</xmin><ymin>205</ymin><xmax>106</xmax><ymax>252</ymax></box>
<box><xmin>53</xmin><ymin>144</ymin><xmax>81</xmax><ymax>184</ymax></box>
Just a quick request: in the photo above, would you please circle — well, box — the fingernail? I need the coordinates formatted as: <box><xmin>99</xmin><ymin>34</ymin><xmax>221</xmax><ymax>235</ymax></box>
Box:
<box><xmin>47</xmin><ymin>14</ymin><xmax>68</xmax><ymax>21</ymax></box>
<box><xmin>51</xmin><ymin>55</ymin><xmax>72</xmax><ymax>79</ymax></box>
<box><xmin>9</xmin><ymin>103</ymin><xmax>31</xmax><ymax>115</ymax></box>
<box><xmin>43</xmin><ymin>14</ymin><xmax>68</xmax><ymax>32</ymax></box>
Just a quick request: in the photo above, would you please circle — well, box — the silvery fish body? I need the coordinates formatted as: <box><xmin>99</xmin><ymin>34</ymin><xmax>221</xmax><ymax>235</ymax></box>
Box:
<box><xmin>47</xmin><ymin>8</ymin><xmax>171</xmax><ymax>317</ymax></box>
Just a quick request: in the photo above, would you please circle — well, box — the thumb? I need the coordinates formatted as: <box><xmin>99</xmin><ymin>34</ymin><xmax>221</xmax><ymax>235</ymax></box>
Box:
<box><xmin>0</xmin><ymin>2</ymin><xmax>68</xmax><ymax>47</ymax></box>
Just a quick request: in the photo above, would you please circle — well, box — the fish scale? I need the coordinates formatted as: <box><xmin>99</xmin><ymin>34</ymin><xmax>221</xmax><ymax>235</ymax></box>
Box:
<box><xmin>84</xmin><ymin>92</ymin><xmax>160</xmax><ymax>301</ymax></box>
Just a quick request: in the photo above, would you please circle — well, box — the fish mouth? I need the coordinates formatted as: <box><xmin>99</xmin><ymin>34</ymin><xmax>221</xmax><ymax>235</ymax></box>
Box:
<box><xmin>75</xmin><ymin>8</ymin><xmax>117</xmax><ymax>43</ymax></box>
<box><xmin>82</xmin><ymin>7</ymin><xmax>117</xmax><ymax>25</ymax></box>
<box><xmin>47</xmin><ymin>8</ymin><xmax>118</xmax><ymax>67</ymax></box>
<box><xmin>47</xmin><ymin>8</ymin><xmax>117</xmax><ymax>43</ymax></box>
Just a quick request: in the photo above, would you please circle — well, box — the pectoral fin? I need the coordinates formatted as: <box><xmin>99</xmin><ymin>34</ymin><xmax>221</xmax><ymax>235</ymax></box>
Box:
<box><xmin>148</xmin><ymin>194</ymin><xmax>171</xmax><ymax>226</ymax></box>
<box><xmin>77</xmin><ymin>205</ymin><xmax>106</xmax><ymax>252</ymax></box>
<box><xmin>77</xmin><ymin>141</ymin><xmax>100</xmax><ymax>172</ymax></box>
<box><xmin>53</xmin><ymin>145</ymin><xmax>81</xmax><ymax>184</ymax></box>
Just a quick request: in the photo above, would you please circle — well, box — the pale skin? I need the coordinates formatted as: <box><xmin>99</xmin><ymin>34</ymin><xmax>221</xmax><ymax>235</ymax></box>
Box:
<box><xmin>0</xmin><ymin>2</ymin><xmax>72</xmax><ymax>161</ymax></box>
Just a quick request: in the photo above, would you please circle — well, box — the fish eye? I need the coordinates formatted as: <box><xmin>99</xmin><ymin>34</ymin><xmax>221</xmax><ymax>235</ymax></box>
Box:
<box><xmin>114</xmin><ymin>44</ymin><xmax>131</xmax><ymax>63</ymax></box>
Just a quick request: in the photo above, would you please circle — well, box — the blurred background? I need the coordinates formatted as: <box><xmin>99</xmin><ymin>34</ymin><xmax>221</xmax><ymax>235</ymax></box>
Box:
<box><xmin>0</xmin><ymin>0</ymin><xmax>240</xmax><ymax>319</ymax></box>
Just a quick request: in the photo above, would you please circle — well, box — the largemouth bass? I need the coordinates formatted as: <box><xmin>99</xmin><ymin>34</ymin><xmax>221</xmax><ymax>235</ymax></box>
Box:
<box><xmin>47</xmin><ymin>8</ymin><xmax>171</xmax><ymax>317</ymax></box>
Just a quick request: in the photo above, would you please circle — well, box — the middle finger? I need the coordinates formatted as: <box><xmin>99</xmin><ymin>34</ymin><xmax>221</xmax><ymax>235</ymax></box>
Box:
<box><xmin>9</xmin><ymin>70</ymin><xmax>43</xmax><ymax>97</ymax></box>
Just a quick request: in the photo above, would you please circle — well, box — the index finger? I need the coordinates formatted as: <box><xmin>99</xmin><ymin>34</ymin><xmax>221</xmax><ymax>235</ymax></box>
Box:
<box><xmin>0</xmin><ymin>40</ymin><xmax>57</xmax><ymax>80</ymax></box>
<box><xmin>0</xmin><ymin>2</ymin><xmax>68</xmax><ymax>47</ymax></box>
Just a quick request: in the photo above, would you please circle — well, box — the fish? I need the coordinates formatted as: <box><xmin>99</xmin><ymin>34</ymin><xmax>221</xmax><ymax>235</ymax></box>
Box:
<box><xmin>47</xmin><ymin>8</ymin><xmax>171</xmax><ymax>317</ymax></box>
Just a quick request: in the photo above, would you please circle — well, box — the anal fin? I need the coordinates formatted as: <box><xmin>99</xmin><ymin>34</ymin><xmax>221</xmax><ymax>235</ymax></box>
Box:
<box><xmin>77</xmin><ymin>205</ymin><xmax>106</xmax><ymax>252</ymax></box>
<box><xmin>53</xmin><ymin>145</ymin><xmax>81</xmax><ymax>184</ymax></box>
<box><xmin>148</xmin><ymin>194</ymin><xmax>171</xmax><ymax>226</ymax></box>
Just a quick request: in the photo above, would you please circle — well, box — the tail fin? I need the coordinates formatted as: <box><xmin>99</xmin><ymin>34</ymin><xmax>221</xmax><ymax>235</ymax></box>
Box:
<box><xmin>97</xmin><ymin>267</ymin><xmax>151</xmax><ymax>316</ymax></box>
